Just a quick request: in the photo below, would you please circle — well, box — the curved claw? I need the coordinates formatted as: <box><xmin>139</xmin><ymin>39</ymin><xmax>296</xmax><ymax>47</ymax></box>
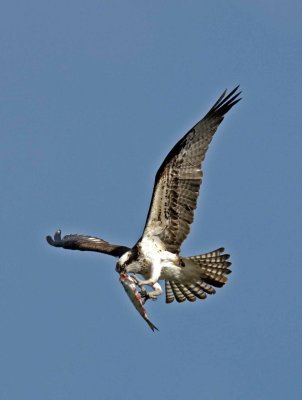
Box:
<box><xmin>146</xmin><ymin>292</ymin><xmax>158</xmax><ymax>301</ymax></box>
<box><xmin>140</xmin><ymin>290</ymin><xmax>158</xmax><ymax>304</ymax></box>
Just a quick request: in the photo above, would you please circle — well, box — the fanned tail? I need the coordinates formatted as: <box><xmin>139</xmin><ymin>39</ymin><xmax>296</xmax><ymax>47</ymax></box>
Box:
<box><xmin>165</xmin><ymin>247</ymin><xmax>232</xmax><ymax>304</ymax></box>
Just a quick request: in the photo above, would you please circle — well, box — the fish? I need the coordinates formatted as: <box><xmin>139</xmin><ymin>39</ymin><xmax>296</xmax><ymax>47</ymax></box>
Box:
<box><xmin>119</xmin><ymin>272</ymin><xmax>159</xmax><ymax>332</ymax></box>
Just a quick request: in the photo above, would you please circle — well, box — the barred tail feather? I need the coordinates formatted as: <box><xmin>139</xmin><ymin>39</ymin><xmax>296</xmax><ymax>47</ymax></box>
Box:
<box><xmin>165</xmin><ymin>247</ymin><xmax>232</xmax><ymax>304</ymax></box>
<box><xmin>176</xmin><ymin>283</ymin><xmax>196</xmax><ymax>302</ymax></box>
<box><xmin>165</xmin><ymin>281</ymin><xmax>175</xmax><ymax>304</ymax></box>
<box><xmin>170</xmin><ymin>281</ymin><xmax>186</xmax><ymax>303</ymax></box>
<box><xmin>165</xmin><ymin>281</ymin><xmax>208</xmax><ymax>303</ymax></box>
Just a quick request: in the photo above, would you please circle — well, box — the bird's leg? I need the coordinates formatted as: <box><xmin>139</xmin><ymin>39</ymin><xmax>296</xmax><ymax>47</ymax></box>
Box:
<box><xmin>144</xmin><ymin>282</ymin><xmax>162</xmax><ymax>301</ymax></box>
<box><xmin>134</xmin><ymin>261</ymin><xmax>161</xmax><ymax>288</ymax></box>
<box><xmin>132</xmin><ymin>263</ymin><xmax>162</xmax><ymax>301</ymax></box>
<box><xmin>137</xmin><ymin>281</ymin><xmax>162</xmax><ymax>303</ymax></box>
<box><xmin>131</xmin><ymin>277</ymin><xmax>162</xmax><ymax>301</ymax></box>
<box><xmin>130</xmin><ymin>275</ymin><xmax>149</xmax><ymax>299</ymax></box>
<box><xmin>131</xmin><ymin>275</ymin><xmax>149</xmax><ymax>299</ymax></box>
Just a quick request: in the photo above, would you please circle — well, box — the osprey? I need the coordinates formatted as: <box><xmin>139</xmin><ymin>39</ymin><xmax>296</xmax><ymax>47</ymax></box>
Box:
<box><xmin>47</xmin><ymin>87</ymin><xmax>241</xmax><ymax>305</ymax></box>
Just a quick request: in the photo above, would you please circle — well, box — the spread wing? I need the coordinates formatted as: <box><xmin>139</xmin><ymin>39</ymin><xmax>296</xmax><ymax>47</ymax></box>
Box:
<box><xmin>46</xmin><ymin>230</ymin><xmax>130</xmax><ymax>257</ymax></box>
<box><xmin>140</xmin><ymin>87</ymin><xmax>241</xmax><ymax>253</ymax></box>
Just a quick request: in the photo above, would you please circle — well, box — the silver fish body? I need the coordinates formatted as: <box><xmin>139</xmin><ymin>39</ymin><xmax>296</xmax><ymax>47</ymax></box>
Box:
<box><xmin>119</xmin><ymin>272</ymin><xmax>159</xmax><ymax>332</ymax></box>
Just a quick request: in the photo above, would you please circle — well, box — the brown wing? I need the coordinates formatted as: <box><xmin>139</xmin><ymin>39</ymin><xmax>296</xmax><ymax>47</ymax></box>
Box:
<box><xmin>140</xmin><ymin>87</ymin><xmax>241</xmax><ymax>253</ymax></box>
<box><xmin>46</xmin><ymin>230</ymin><xmax>129</xmax><ymax>257</ymax></box>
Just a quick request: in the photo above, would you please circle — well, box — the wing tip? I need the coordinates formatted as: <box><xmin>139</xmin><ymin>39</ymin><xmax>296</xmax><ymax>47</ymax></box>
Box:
<box><xmin>46</xmin><ymin>229</ymin><xmax>62</xmax><ymax>247</ymax></box>
<box><xmin>208</xmin><ymin>85</ymin><xmax>242</xmax><ymax>118</ymax></box>
<box><xmin>46</xmin><ymin>235</ymin><xmax>54</xmax><ymax>246</ymax></box>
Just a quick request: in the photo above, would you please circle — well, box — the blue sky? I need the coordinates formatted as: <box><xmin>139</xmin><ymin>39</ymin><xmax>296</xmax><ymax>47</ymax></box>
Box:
<box><xmin>1</xmin><ymin>1</ymin><xmax>302</xmax><ymax>399</ymax></box>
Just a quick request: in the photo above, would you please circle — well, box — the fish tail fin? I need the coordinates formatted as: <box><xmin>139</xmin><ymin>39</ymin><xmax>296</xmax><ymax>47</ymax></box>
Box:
<box><xmin>147</xmin><ymin>320</ymin><xmax>159</xmax><ymax>332</ymax></box>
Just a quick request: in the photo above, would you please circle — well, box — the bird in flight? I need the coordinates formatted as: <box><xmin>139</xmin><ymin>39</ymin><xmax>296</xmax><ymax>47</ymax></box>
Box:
<box><xmin>47</xmin><ymin>87</ymin><xmax>241</xmax><ymax>313</ymax></box>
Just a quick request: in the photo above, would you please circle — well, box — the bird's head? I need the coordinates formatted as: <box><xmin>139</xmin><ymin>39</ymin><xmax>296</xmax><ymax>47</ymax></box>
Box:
<box><xmin>115</xmin><ymin>250</ymin><xmax>131</xmax><ymax>273</ymax></box>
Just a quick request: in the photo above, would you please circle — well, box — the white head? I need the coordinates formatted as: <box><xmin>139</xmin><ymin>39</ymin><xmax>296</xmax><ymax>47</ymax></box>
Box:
<box><xmin>115</xmin><ymin>250</ymin><xmax>132</xmax><ymax>273</ymax></box>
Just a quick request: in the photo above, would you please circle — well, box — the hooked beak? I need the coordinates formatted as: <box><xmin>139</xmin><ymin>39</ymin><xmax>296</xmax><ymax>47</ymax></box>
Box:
<box><xmin>115</xmin><ymin>262</ymin><xmax>124</xmax><ymax>273</ymax></box>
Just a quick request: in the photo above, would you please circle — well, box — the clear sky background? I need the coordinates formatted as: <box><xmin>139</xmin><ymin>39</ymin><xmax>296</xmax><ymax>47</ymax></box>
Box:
<box><xmin>1</xmin><ymin>1</ymin><xmax>302</xmax><ymax>399</ymax></box>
